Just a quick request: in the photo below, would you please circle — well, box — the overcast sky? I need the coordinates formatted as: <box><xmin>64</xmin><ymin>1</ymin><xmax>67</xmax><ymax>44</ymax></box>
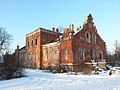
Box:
<box><xmin>0</xmin><ymin>0</ymin><xmax>120</xmax><ymax>53</ymax></box>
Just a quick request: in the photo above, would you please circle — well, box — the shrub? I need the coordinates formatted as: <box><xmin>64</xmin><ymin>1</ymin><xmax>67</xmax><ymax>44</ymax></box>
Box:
<box><xmin>0</xmin><ymin>52</ymin><xmax>25</xmax><ymax>80</ymax></box>
<box><xmin>52</xmin><ymin>64</ymin><xmax>67</xmax><ymax>74</ymax></box>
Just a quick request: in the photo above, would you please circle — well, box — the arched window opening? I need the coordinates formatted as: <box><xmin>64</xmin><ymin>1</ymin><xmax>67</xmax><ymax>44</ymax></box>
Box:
<box><xmin>92</xmin><ymin>34</ymin><xmax>96</xmax><ymax>44</ymax></box>
<box><xmin>35</xmin><ymin>39</ymin><xmax>37</xmax><ymax>45</ymax></box>
<box><xmin>48</xmin><ymin>48</ymin><xmax>52</xmax><ymax>61</ymax></box>
<box><xmin>85</xmin><ymin>32</ymin><xmax>90</xmax><ymax>43</ymax></box>
<box><xmin>31</xmin><ymin>40</ymin><xmax>33</xmax><ymax>46</ymax></box>
<box><xmin>90</xmin><ymin>49</ymin><xmax>95</xmax><ymax>60</ymax></box>
<box><xmin>64</xmin><ymin>49</ymin><xmax>68</xmax><ymax>60</ymax></box>
<box><xmin>28</xmin><ymin>42</ymin><xmax>30</xmax><ymax>47</ymax></box>
<box><xmin>99</xmin><ymin>51</ymin><xmax>103</xmax><ymax>60</ymax></box>
<box><xmin>43</xmin><ymin>49</ymin><xmax>47</xmax><ymax>61</ymax></box>
<box><xmin>80</xmin><ymin>48</ymin><xmax>85</xmax><ymax>60</ymax></box>
<box><xmin>54</xmin><ymin>48</ymin><xmax>59</xmax><ymax>61</ymax></box>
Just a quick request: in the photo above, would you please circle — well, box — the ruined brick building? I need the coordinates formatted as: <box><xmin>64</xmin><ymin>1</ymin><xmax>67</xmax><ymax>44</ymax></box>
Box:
<box><xmin>18</xmin><ymin>14</ymin><xmax>106</xmax><ymax>71</ymax></box>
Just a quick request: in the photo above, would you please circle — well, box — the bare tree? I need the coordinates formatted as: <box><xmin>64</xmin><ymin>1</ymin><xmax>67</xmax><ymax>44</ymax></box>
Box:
<box><xmin>58</xmin><ymin>26</ymin><xmax>64</xmax><ymax>33</ymax></box>
<box><xmin>113</xmin><ymin>40</ymin><xmax>120</xmax><ymax>66</ymax></box>
<box><xmin>0</xmin><ymin>27</ymin><xmax>12</xmax><ymax>52</ymax></box>
<box><xmin>0</xmin><ymin>28</ymin><xmax>25</xmax><ymax>80</ymax></box>
<box><xmin>106</xmin><ymin>51</ymin><xmax>112</xmax><ymax>64</ymax></box>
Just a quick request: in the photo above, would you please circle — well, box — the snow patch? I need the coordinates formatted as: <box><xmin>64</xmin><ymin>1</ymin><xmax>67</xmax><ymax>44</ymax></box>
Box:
<box><xmin>0</xmin><ymin>69</ymin><xmax>120</xmax><ymax>90</ymax></box>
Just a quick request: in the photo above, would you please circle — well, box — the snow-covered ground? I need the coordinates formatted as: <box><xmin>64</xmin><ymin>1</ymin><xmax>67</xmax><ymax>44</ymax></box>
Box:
<box><xmin>0</xmin><ymin>69</ymin><xmax>120</xmax><ymax>90</ymax></box>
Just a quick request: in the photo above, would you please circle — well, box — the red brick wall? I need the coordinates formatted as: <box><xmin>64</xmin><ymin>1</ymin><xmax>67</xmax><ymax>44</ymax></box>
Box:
<box><xmin>40</xmin><ymin>29</ymin><xmax>60</xmax><ymax>69</ymax></box>
<box><xmin>40</xmin><ymin>30</ymin><xmax>59</xmax><ymax>45</ymax></box>
<box><xmin>26</xmin><ymin>29</ymin><xmax>41</xmax><ymax>68</ymax></box>
<box><xmin>24</xmin><ymin>14</ymin><xmax>107</xmax><ymax>71</ymax></box>
<box><xmin>60</xmin><ymin>36</ymin><xmax>74</xmax><ymax>65</ymax></box>
<box><xmin>26</xmin><ymin>28</ymin><xmax>60</xmax><ymax>69</ymax></box>
<box><xmin>42</xmin><ymin>43</ymin><xmax>60</xmax><ymax>68</ymax></box>
<box><xmin>73</xmin><ymin>23</ymin><xmax>106</xmax><ymax>65</ymax></box>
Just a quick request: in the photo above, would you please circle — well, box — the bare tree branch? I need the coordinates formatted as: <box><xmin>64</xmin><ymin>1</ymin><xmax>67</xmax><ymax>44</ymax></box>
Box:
<box><xmin>0</xmin><ymin>27</ymin><xmax>12</xmax><ymax>52</ymax></box>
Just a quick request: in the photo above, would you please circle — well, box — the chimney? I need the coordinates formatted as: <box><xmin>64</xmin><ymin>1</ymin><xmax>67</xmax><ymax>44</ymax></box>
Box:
<box><xmin>64</xmin><ymin>28</ymin><xmax>68</xmax><ymax>33</ymax></box>
<box><xmin>17</xmin><ymin>45</ymin><xmax>19</xmax><ymax>50</ymax></box>
<box><xmin>69</xmin><ymin>24</ymin><xmax>74</xmax><ymax>32</ymax></box>
<box><xmin>56</xmin><ymin>28</ymin><xmax>58</xmax><ymax>32</ymax></box>
<box><xmin>52</xmin><ymin>27</ymin><xmax>55</xmax><ymax>32</ymax></box>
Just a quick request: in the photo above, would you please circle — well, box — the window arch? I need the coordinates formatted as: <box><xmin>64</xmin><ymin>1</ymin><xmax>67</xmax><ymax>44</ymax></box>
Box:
<box><xmin>64</xmin><ymin>49</ymin><xmax>68</xmax><ymax>60</ymax></box>
<box><xmin>90</xmin><ymin>49</ymin><xmax>95</xmax><ymax>60</ymax></box>
<box><xmin>79</xmin><ymin>48</ymin><xmax>85</xmax><ymax>60</ymax></box>
<box><xmin>35</xmin><ymin>39</ymin><xmax>37</xmax><ymax>45</ymax></box>
<box><xmin>54</xmin><ymin>48</ymin><xmax>59</xmax><ymax>61</ymax></box>
<box><xmin>99</xmin><ymin>50</ymin><xmax>103</xmax><ymax>60</ymax></box>
<box><xmin>43</xmin><ymin>49</ymin><xmax>47</xmax><ymax>61</ymax></box>
<box><xmin>85</xmin><ymin>31</ymin><xmax>90</xmax><ymax>43</ymax></box>
<box><xmin>31</xmin><ymin>40</ymin><xmax>33</xmax><ymax>46</ymax></box>
<box><xmin>48</xmin><ymin>48</ymin><xmax>52</xmax><ymax>61</ymax></box>
<box><xmin>92</xmin><ymin>34</ymin><xmax>96</xmax><ymax>44</ymax></box>
<box><xmin>28</xmin><ymin>42</ymin><xmax>30</xmax><ymax>47</ymax></box>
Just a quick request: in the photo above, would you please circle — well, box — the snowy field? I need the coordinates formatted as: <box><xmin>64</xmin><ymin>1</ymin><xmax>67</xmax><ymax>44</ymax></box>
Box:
<box><xmin>0</xmin><ymin>69</ymin><xmax>120</xmax><ymax>90</ymax></box>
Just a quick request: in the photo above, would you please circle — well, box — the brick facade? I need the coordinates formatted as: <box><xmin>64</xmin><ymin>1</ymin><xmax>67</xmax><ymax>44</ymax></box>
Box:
<box><xmin>25</xmin><ymin>28</ymin><xmax>60</xmax><ymax>69</ymax></box>
<box><xmin>19</xmin><ymin>14</ymin><xmax>106</xmax><ymax>71</ymax></box>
